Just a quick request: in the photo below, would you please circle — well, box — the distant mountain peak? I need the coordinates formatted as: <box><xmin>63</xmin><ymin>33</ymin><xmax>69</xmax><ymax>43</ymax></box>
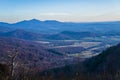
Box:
<box><xmin>16</xmin><ymin>19</ymin><xmax>41</xmax><ymax>23</ymax></box>
<box><xmin>29</xmin><ymin>19</ymin><xmax>41</xmax><ymax>22</ymax></box>
<box><xmin>44</xmin><ymin>20</ymin><xmax>61</xmax><ymax>23</ymax></box>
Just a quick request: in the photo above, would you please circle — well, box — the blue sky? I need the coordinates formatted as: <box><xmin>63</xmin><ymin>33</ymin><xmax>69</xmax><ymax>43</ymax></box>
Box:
<box><xmin>0</xmin><ymin>0</ymin><xmax>120</xmax><ymax>23</ymax></box>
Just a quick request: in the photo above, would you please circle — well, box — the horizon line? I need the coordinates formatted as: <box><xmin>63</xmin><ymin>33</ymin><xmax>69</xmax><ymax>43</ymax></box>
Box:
<box><xmin>0</xmin><ymin>18</ymin><xmax>120</xmax><ymax>24</ymax></box>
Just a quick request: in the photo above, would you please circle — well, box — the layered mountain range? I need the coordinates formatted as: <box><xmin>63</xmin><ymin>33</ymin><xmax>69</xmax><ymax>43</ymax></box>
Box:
<box><xmin>0</xmin><ymin>19</ymin><xmax>120</xmax><ymax>80</ymax></box>
<box><xmin>0</xmin><ymin>19</ymin><xmax>120</xmax><ymax>41</ymax></box>
<box><xmin>1</xmin><ymin>19</ymin><xmax>120</xmax><ymax>34</ymax></box>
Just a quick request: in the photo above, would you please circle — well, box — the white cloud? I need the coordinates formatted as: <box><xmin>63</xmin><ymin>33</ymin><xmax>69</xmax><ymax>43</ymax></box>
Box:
<box><xmin>39</xmin><ymin>13</ymin><xmax>71</xmax><ymax>16</ymax></box>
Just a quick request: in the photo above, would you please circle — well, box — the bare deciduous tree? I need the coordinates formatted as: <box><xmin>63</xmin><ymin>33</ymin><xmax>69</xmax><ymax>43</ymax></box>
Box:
<box><xmin>8</xmin><ymin>49</ymin><xmax>19</xmax><ymax>79</ymax></box>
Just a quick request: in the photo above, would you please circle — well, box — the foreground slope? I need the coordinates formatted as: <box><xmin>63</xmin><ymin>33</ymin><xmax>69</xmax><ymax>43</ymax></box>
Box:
<box><xmin>84</xmin><ymin>43</ymin><xmax>120</xmax><ymax>73</ymax></box>
<box><xmin>0</xmin><ymin>37</ymin><xmax>78</xmax><ymax>72</ymax></box>
<box><xmin>40</xmin><ymin>43</ymin><xmax>120</xmax><ymax>80</ymax></box>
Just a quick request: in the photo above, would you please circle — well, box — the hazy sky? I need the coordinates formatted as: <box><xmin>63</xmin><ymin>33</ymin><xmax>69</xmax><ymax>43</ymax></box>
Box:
<box><xmin>0</xmin><ymin>0</ymin><xmax>120</xmax><ymax>23</ymax></box>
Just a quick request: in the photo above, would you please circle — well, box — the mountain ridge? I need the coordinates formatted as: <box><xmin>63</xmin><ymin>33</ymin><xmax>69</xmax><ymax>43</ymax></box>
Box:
<box><xmin>1</xmin><ymin>19</ymin><xmax>120</xmax><ymax>34</ymax></box>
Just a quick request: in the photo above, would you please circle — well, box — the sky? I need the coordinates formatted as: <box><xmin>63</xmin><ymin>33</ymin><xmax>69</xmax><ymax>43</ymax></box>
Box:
<box><xmin>0</xmin><ymin>0</ymin><xmax>120</xmax><ymax>23</ymax></box>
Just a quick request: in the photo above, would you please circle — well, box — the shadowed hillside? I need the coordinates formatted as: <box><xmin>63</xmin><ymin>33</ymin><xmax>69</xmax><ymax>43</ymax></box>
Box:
<box><xmin>0</xmin><ymin>30</ymin><xmax>43</xmax><ymax>40</ymax></box>
<box><xmin>38</xmin><ymin>43</ymin><xmax>120</xmax><ymax>80</ymax></box>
